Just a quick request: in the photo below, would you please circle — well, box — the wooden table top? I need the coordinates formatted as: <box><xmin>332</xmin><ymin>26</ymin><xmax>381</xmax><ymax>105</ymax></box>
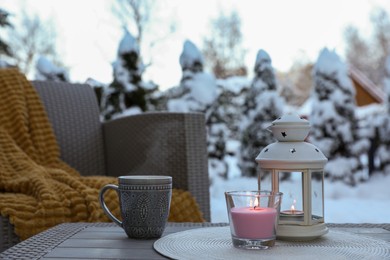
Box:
<box><xmin>1</xmin><ymin>223</ymin><xmax>390</xmax><ymax>259</ymax></box>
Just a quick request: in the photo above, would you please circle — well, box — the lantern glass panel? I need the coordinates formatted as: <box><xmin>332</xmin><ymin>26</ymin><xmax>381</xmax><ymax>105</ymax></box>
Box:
<box><xmin>258</xmin><ymin>169</ymin><xmax>272</xmax><ymax>191</ymax></box>
<box><xmin>311</xmin><ymin>171</ymin><xmax>324</xmax><ymax>223</ymax></box>
<box><xmin>279</xmin><ymin>171</ymin><xmax>304</xmax><ymax>224</ymax></box>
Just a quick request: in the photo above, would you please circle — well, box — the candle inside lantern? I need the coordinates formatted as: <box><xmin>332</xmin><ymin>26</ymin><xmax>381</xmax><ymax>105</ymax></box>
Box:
<box><xmin>231</xmin><ymin>206</ymin><xmax>277</xmax><ymax>239</ymax></box>
<box><xmin>291</xmin><ymin>199</ymin><xmax>296</xmax><ymax>214</ymax></box>
<box><xmin>281</xmin><ymin>199</ymin><xmax>304</xmax><ymax>216</ymax></box>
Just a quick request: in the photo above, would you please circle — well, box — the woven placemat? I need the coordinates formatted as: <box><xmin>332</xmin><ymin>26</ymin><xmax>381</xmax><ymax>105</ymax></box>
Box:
<box><xmin>154</xmin><ymin>226</ymin><xmax>390</xmax><ymax>260</ymax></box>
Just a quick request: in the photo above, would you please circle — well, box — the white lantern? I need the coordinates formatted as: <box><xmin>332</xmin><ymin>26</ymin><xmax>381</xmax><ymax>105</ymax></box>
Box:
<box><xmin>256</xmin><ymin>114</ymin><xmax>328</xmax><ymax>241</ymax></box>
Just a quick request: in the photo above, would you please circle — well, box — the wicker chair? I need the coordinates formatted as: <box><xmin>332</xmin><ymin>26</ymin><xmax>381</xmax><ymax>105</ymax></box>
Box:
<box><xmin>0</xmin><ymin>81</ymin><xmax>210</xmax><ymax>252</ymax></box>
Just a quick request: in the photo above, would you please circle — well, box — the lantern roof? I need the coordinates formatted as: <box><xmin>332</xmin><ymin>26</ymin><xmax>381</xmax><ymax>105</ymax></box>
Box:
<box><xmin>272</xmin><ymin>114</ymin><xmax>309</xmax><ymax>125</ymax></box>
<box><xmin>256</xmin><ymin>114</ymin><xmax>328</xmax><ymax>169</ymax></box>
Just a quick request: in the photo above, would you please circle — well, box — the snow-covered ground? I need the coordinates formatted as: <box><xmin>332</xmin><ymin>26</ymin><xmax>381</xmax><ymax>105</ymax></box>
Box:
<box><xmin>210</xmin><ymin>174</ymin><xmax>390</xmax><ymax>223</ymax></box>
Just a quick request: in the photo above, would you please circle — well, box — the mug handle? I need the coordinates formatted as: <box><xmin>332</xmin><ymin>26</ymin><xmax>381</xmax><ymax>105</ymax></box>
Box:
<box><xmin>99</xmin><ymin>184</ymin><xmax>122</xmax><ymax>227</ymax></box>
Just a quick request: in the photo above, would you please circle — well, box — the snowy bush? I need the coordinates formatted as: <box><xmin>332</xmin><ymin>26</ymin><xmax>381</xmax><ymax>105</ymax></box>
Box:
<box><xmin>309</xmin><ymin>48</ymin><xmax>370</xmax><ymax>185</ymax></box>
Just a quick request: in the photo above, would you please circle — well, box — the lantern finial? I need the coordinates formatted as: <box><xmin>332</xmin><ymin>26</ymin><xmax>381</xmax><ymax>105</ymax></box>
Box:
<box><xmin>269</xmin><ymin>114</ymin><xmax>310</xmax><ymax>142</ymax></box>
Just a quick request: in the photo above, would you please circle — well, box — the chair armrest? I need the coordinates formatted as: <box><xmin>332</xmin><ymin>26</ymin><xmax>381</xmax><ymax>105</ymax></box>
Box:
<box><xmin>0</xmin><ymin>216</ymin><xmax>20</xmax><ymax>252</ymax></box>
<box><xmin>102</xmin><ymin>112</ymin><xmax>210</xmax><ymax>221</ymax></box>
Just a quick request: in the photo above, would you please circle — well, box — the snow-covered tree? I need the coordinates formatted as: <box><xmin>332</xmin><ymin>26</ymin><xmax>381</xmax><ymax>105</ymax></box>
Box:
<box><xmin>168</xmin><ymin>40</ymin><xmax>249</xmax><ymax>180</ymax></box>
<box><xmin>240</xmin><ymin>49</ymin><xmax>285</xmax><ymax>177</ymax></box>
<box><xmin>164</xmin><ymin>40</ymin><xmax>217</xmax><ymax>113</ymax></box>
<box><xmin>374</xmin><ymin>55</ymin><xmax>390</xmax><ymax>174</ymax></box>
<box><xmin>309</xmin><ymin>48</ymin><xmax>370</xmax><ymax>185</ymax></box>
<box><xmin>111</xmin><ymin>0</ymin><xmax>176</xmax><ymax>68</ymax></box>
<box><xmin>35</xmin><ymin>56</ymin><xmax>68</xmax><ymax>82</ymax></box>
<box><xmin>180</xmin><ymin>40</ymin><xmax>204</xmax><ymax>83</ymax></box>
<box><xmin>163</xmin><ymin>40</ymin><xmax>248</xmax><ymax>180</ymax></box>
<box><xmin>101</xmin><ymin>29</ymin><xmax>158</xmax><ymax>120</ymax></box>
<box><xmin>207</xmin><ymin>78</ymin><xmax>250</xmax><ymax>179</ymax></box>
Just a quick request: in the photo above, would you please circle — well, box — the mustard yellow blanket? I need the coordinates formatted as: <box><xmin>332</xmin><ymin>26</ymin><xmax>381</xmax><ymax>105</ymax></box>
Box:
<box><xmin>0</xmin><ymin>69</ymin><xmax>203</xmax><ymax>240</ymax></box>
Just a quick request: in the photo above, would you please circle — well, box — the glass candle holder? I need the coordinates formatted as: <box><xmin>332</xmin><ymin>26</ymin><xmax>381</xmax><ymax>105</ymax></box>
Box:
<box><xmin>225</xmin><ymin>191</ymin><xmax>283</xmax><ymax>249</ymax></box>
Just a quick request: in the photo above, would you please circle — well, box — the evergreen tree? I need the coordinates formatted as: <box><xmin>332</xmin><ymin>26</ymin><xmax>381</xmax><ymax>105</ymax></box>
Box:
<box><xmin>0</xmin><ymin>9</ymin><xmax>13</xmax><ymax>67</ymax></box>
<box><xmin>180</xmin><ymin>40</ymin><xmax>204</xmax><ymax>80</ymax></box>
<box><xmin>309</xmin><ymin>48</ymin><xmax>370</xmax><ymax>185</ymax></box>
<box><xmin>375</xmin><ymin>55</ymin><xmax>390</xmax><ymax>174</ymax></box>
<box><xmin>164</xmin><ymin>40</ymin><xmax>217</xmax><ymax>113</ymax></box>
<box><xmin>207</xmin><ymin>78</ymin><xmax>250</xmax><ymax>179</ymax></box>
<box><xmin>164</xmin><ymin>40</ymin><xmax>248</xmax><ymax>180</ymax></box>
<box><xmin>156</xmin><ymin>40</ymin><xmax>204</xmax><ymax>111</ymax></box>
<box><xmin>0</xmin><ymin>9</ymin><xmax>12</xmax><ymax>57</ymax></box>
<box><xmin>101</xmin><ymin>29</ymin><xmax>158</xmax><ymax>120</ymax></box>
<box><xmin>240</xmin><ymin>49</ymin><xmax>285</xmax><ymax>177</ymax></box>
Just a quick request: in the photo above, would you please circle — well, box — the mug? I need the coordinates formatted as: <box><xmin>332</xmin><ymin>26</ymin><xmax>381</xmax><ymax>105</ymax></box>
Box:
<box><xmin>99</xmin><ymin>175</ymin><xmax>172</xmax><ymax>239</ymax></box>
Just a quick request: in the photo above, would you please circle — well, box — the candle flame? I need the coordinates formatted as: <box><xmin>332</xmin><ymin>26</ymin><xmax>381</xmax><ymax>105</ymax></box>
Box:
<box><xmin>250</xmin><ymin>197</ymin><xmax>259</xmax><ymax>209</ymax></box>
<box><xmin>290</xmin><ymin>204</ymin><xmax>295</xmax><ymax>214</ymax></box>
<box><xmin>291</xmin><ymin>199</ymin><xmax>296</xmax><ymax>214</ymax></box>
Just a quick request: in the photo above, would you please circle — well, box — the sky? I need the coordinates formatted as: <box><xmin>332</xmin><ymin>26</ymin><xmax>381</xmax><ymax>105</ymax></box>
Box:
<box><xmin>2</xmin><ymin>0</ymin><xmax>390</xmax><ymax>90</ymax></box>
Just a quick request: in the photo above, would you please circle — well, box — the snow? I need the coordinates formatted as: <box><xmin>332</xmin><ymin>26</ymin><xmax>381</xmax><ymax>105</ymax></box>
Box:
<box><xmin>210</xmin><ymin>174</ymin><xmax>390</xmax><ymax>223</ymax></box>
<box><xmin>188</xmin><ymin>72</ymin><xmax>217</xmax><ymax>104</ymax></box>
<box><xmin>36</xmin><ymin>56</ymin><xmax>57</xmax><ymax>75</ymax></box>
<box><xmin>217</xmin><ymin>76</ymin><xmax>249</xmax><ymax>94</ymax></box>
<box><xmin>35</xmin><ymin>56</ymin><xmax>68</xmax><ymax>81</ymax></box>
<box><xmin>325</xmin><ymin>157</ymin><xmax>359</xmax><ymax>178</ymax></box>
<box><xmin>314</xmin><ymin>48</ymin><xmax>355</xmax><ymax>94</ymax></box>
<box><xmin>167</xmin><ymin>98</ymin><xmax>191</xmax><ymax>112</ymax></box>
<box><xmin>166</xmin><ymin>40</ymin><xmax>218</xmax><ymax>113</ymax></box>
<box><xmin>166</xmin><ymin>72</ymin><xmax>217</xmax><ymax>112</ymax></box>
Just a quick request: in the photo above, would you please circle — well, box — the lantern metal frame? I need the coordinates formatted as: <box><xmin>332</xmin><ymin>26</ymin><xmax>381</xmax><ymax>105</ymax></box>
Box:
<box><xmin>256</xmin><ymin>114</ymin><xmax>328</xmax><ymax>241</ymax></box>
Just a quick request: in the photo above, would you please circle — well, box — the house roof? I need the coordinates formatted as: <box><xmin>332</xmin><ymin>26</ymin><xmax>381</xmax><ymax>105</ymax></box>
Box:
<box><xmin>348</xmin><ymin>65</ymin><xmax>385</xmax><ymax>104</ymax></box>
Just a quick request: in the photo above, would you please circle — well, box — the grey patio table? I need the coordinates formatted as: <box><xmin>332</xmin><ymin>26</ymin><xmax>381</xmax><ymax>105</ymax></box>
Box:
<box><xmin>1</xmin><ymin>222</ymin><xmax>389</xmax><ymax>259</ymax></box>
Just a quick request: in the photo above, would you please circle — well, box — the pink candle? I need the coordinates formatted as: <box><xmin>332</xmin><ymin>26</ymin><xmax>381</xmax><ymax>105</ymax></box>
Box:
<box><xmin>230</xmin><ymin>207</ymin><xmax>277</xmax><ymax>239</ymax></box>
